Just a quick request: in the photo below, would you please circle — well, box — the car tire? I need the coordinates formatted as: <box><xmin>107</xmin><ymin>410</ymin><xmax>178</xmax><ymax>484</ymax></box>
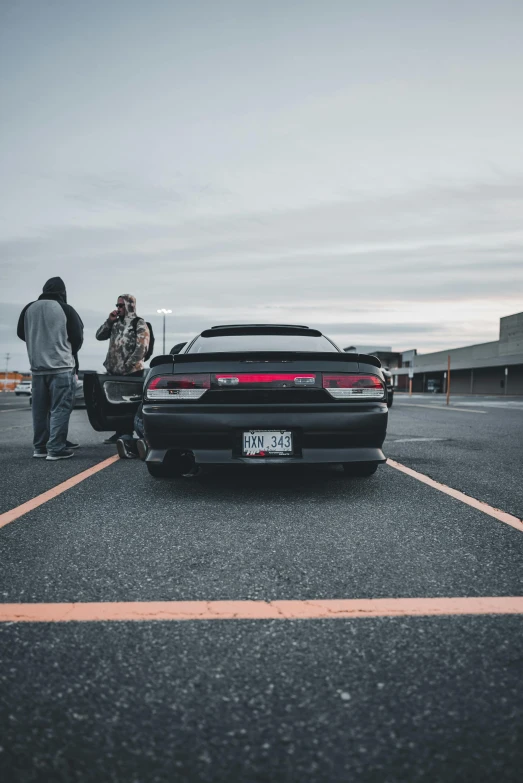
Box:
<box><xmin>387</xmin><ymin>391</ymin><xmax>394</xmax><ymax>408</ymax></box>
<box><xmin>342</xmin><ymin>462</ymin><xmax>379</xmax><ymax>477</ymax></box>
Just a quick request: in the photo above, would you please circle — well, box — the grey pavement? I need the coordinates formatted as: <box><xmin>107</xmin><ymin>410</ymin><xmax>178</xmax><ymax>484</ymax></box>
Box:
<box><xmin>395</xmin><ymin>392</ymin><xmax>523</xmax><ymax>410</ymax></box>
<box><xmin>0</xmin><ymin>396</ymin><xmax>114</xmax><ymax>513</ymax></box>
<box><xmin>0</xmin><ymin>392</ymin><xmax>522</xmax><ymax>781</ymax></box>
<box><xmin>2</xmin><ymin>617</ymin><xmax>522</xmax><ymax>783</ymax></box>
<box><xmin>389</xmin><ymin>393</ymin><xmax>523</xmax><ymax>518</ymax></box>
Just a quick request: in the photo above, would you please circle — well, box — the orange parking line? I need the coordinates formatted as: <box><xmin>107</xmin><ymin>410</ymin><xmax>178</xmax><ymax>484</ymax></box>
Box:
<box><xmin>1</xmin><ymin>597</ymin><xmax>523</xmax><ymax>622</ymax></box>
<box><xmin>388</xmin><ymin>459</ymin><xmax>523</xmax><ymax>533</ymax></box>
<box><xmin>0</xmin><ymin>455</ymin><xmax>120</xmax><ymax>529</ymax></box>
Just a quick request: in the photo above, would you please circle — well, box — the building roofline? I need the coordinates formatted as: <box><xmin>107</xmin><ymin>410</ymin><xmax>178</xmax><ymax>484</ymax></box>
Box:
<box><xmin>394</xmin><ymin>352</ymin><xmax>523</xmax><ymax>374</ymax></box>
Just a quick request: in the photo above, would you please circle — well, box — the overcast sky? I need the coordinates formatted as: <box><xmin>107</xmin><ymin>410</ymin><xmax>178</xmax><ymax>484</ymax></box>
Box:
<box><xmin>1</xmin><ymin>0</ymin><xmax>523</xmax><ymax>372</ymax></box>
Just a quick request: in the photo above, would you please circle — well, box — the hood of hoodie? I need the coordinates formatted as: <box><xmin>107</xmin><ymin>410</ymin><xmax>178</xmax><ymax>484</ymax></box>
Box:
<box><xmin>39</xmin><ymin>277</ymin><xmax>67</xmax><ymax>304</ymax></box>
<box><xmin>118</xmin><ymin>294</ymin><xmax>137</xmax><ymax>321</ymax></box>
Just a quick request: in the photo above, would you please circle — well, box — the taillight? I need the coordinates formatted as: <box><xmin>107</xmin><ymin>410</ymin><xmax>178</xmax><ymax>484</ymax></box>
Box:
<box><xmin>322</xmin><ymin>374</ymin><xmax>385</xmax><ymax>400</ymax></box>
<box><xmin>146</xmin><ymin>374</ymin><xmax>210</xmax><ymax>400</ymax></box>
<box><xmin>213</xmin><ymin>373</ymin><xmax>318</xmax><ymax>387</ymax></box>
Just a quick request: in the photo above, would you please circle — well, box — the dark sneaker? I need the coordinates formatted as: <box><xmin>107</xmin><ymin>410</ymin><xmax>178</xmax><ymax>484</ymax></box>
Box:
<box><xmin>116</xmin><ymin>438</ymin><xmax>137</xmax><ymax>460</ymax></box>
<box><xmin>46</xmin><ymin>449</ymin><xmax>75</xmax><ymax>461</ymax></box>
<box><xmin>66</xmin><ymin>440</ymin><xmax>80</xmax><ymax>449</ymax></box>
<box><xmin>103</xmin><ymin>434</ymin><xmax>120</xmax><ymax>445</ymax></box>
<box><xmin>136</xmin><ymin>439</ymin><xmax>147</xmax><ymax>461</ymax></box>
<box><xmin>33</xmin><ymin>449</ymin><xmax>47</xmax><ymax>459</ymax></box>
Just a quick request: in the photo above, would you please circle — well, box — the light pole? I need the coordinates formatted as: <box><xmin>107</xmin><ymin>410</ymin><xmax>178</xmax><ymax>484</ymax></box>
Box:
<box><xmin>157</xmin><ymin>309</ymin><xmax>172</xmax><ymax>354</ymax></box>
<box><xmin>3</xmin><ymin>353</ymin><xmax>10</xmax><ymax>393</ymax></box>
<box><xmin>446</xmin><ymin>354</ymin><xmax>451</xmax><ymax>406</ymax></box>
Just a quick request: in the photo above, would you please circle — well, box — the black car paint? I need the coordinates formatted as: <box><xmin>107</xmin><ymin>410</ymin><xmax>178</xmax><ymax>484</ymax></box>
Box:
<box><xmin>85</xmin><ymin>347</ymin><xmax>388</xmax><ymax>470</ymax></box>
<box><xmin>382</xmin><ymin>368</ymin><xmax>394</xmax><ymax>408</ymax></box>
<box><xmin>84</xmin><ymin>372</ymin><xmax>144</xmax><ymax>432</ymax></box>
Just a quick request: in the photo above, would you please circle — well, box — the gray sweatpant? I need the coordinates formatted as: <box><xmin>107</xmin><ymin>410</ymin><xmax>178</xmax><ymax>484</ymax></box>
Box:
<box><xmin>32</xmin><ymin>371</ymin><xmax>76</xmax><ymax>454</ymax></box>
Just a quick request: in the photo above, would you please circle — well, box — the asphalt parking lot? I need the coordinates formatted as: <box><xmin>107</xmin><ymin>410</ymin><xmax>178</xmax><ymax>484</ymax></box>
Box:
<box><xmin>1</xmin><ymin>392</ymin><xmax>522</xmax><ymax>782</ymax></box>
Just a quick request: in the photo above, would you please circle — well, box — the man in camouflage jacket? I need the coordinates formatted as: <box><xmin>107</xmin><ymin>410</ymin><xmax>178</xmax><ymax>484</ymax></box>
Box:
<box><xmin>96</xmin><ymin>294</ymin><xmax>150</xmax><ymax>445</ymax></box>
<box><xmin>96</xmin><ymin>294</ymin><xmax>150</xmax><ymax>375</ymax></box>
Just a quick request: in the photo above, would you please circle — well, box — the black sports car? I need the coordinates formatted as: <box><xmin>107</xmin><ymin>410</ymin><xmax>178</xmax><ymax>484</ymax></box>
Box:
<box><xmin>85</xmin><ymin>324</ymin><xmax>388</xmax><ymax>478</ymax></box>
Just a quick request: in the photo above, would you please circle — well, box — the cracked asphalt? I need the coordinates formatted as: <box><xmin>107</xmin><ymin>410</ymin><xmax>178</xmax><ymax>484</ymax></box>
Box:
<box><xmin>0</xmin><ymin>393</ymin><xmax>522</xmax><ymax>782</ymax></box>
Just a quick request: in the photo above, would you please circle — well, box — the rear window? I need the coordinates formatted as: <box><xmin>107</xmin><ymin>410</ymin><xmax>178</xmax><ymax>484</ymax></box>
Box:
<box><xmin>187</xmin><ymin>334</ymin><xmax>339</xmax><ymax>353</ymax></box>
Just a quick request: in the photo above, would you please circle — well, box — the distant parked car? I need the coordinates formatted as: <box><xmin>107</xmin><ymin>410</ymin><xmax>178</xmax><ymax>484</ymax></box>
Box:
<box><xmin>74</xmin><ymin>370</ymin><xmax>86</xmax><ymax>406</ymax></box>
<box><xmin>15</xmin><ymin>381</ymin><xmax>32</xmax><ymax>396</ymax></box>
<box><xmin>426</xmin><ymin>379</ymin><xmax>441</xmax><ymax>393</ymax></box>
<box><xmin>29</xmin><ymin>371</ymin><xmax>90</xmax><ymax>409</ymax></box>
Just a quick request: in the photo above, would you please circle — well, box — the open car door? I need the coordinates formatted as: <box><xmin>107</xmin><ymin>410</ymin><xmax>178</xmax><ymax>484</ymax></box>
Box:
<box><xmin>83</xmin><ymin>372</ymin><xmax>144</xmax><ymax>432</ymax></box>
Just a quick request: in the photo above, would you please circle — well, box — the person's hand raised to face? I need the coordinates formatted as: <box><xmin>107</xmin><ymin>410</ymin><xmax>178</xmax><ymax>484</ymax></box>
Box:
<box><xmin>109</xmin><ymin>299</ymin><xmax>126</xmax><ymax>322</ymax></box>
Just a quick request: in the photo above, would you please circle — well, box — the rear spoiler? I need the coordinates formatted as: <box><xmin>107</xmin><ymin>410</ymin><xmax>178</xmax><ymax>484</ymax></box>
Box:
<box><xmin>150</xmin><ymin>352</ymin><xmax>381</xmax><ymax>369</ymax></box>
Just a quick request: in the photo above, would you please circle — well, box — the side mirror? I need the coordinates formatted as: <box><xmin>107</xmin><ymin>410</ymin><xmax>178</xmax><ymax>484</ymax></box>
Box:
<box><xmin>170</xmin><ymin>342</ymin><xmax>187</xmax><ymax>355</ymax></box>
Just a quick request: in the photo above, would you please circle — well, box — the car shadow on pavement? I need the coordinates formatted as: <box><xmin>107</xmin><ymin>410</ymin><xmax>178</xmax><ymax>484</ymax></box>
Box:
<box><xmin>141</xmin><ymin>462</ymin><xmax>383</xmax><ymax>504</ymax></box>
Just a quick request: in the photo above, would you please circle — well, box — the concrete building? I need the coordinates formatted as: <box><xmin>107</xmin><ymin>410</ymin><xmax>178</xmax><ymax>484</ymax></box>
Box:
<box><xmin>385</xmin><ymin>310</ymin><xmax>523</xmax><ymax>395</ymax></box>
<box><xmin>343</xmin><ymin>346</ymin><xmax>393</xmax><ymax>354</ymax></box>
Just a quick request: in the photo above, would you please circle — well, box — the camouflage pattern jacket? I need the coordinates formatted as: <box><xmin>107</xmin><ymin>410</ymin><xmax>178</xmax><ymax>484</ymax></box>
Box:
<box><xmin>96</xmin><ymin>294</ymin><xmax>150</xmax><ymax>375</ymax></box>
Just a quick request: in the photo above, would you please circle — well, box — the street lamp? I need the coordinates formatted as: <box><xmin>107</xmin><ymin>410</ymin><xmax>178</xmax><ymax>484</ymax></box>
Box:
<box><xmin>3</xmin><ymin>353</ymin><xmax>10</xmax><ymax>393</ymax></box>
<box><xmin>157</xmin><ymin>309</ymin><xmax>172</xmax><ymax>354</ymax></box>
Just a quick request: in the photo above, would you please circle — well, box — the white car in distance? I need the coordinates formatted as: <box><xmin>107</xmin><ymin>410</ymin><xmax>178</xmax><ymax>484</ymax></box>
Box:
<box><xmin>14</xmin><ymin>381</ymin><xmax>32</xmax><ymax>396</ymax></box>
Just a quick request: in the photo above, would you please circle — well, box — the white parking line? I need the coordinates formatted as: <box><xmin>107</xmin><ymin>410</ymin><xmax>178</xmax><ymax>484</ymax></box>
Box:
<box><xmin>390</xmin><ymin>438</ymin><xmax>446</xmax><ymax>443</ymax></box>
<box><xmin>455</xmin><ymin>401</ymin><xmax>523</xmax><ymax>411</ymax></box>
<box><xmin>388</xmin><ymin>459</ymin><xmax>523</xmax><ymax>533</ymax></box>
<box><xmin>395</xmin><ymin>404</ymin><xmax>486</xmax><ymax>414</ymax></box>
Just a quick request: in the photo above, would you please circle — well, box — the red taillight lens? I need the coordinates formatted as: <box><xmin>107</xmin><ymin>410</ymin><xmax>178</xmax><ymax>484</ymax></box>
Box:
<box><xmin>322</xmin><ymin>374</ymin><xmax>385</xmax><ymax>399</ymax></box>
<box><xmin>213</xmin><ymin>373</ymin><xmax>317</xmax><ymax>387</ymax></box>
<box><xmin>146</xmin><ymin>374</ymin><xmax>210</xmax><ymax>400</ymax></box>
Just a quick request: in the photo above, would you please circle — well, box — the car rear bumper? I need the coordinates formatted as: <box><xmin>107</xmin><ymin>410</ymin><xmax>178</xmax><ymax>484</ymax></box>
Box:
<box><xmin>146</xmin><ymin>447</ymin><xmax>386</xmax><ymax>465</ymax></box>
<box><xmin>143</xmin><ymin>402</ymin><xmax>388</xmax><ymax>465</ymax></box>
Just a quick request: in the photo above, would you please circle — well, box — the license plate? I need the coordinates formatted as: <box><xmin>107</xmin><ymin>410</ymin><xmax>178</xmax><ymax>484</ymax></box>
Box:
<box><xmin>242</xmin><ymin>430</ymin><xmax>293</xmax><ymax>456</ymax></box>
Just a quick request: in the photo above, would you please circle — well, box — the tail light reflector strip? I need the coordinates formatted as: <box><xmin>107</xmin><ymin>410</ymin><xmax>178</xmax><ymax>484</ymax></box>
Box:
<box><xmin>322</xmin><ymin>374</ymin><xmax>385</xmax><ymax>400</ymax></box>
<box><xmin>146</xmin><ymin>374</ymin><xmax>210</xmax><ymax>400</ymax></box>
<box><xmin>214</xmin><ymin>374</ymin><xmax>317</xmax><ymax>387</ymax></box>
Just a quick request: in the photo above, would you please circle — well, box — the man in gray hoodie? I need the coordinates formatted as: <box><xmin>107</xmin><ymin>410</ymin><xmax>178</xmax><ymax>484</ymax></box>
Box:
<box><xmin>17</xmin><ymin>277</ymin><xmax>84</xmax><ymax>460</ymax></box>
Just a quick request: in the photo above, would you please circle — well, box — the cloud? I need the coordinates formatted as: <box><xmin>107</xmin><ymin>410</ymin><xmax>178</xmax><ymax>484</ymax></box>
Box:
<box><xmin>2</xmin><ymin>1</ymin><xmax>523</xmax><ymax>375</ymax></box>
<box><xmin>61</xmin><ymin>171</ymin><xmax>234</xmax><ymax>215</ymax></box>
<box><xmin>2</xmin><ymin>172</ymin><xmax>523</xmax><ymax>370</ymax></box>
